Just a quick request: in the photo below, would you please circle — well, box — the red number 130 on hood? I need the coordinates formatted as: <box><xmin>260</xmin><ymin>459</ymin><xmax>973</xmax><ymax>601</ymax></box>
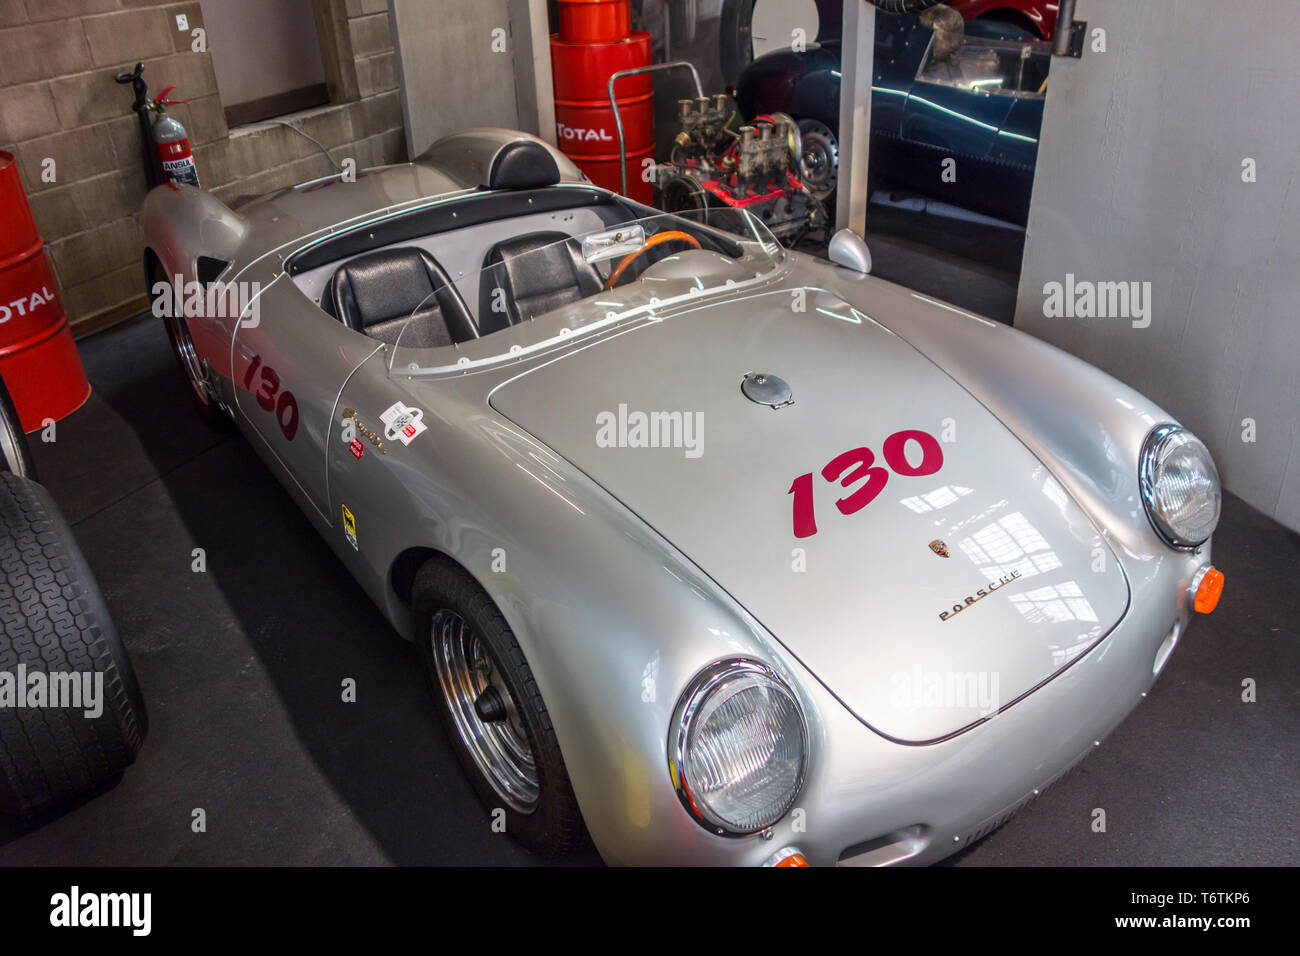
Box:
<box><xmin>788</xmin><ymin>429</ymin><xmax>944</xmax><ymax>538</ymax></box>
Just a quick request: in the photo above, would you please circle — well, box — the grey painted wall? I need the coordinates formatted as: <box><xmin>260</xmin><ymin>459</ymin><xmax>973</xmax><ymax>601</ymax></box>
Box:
<box><xmin>1014</xmin><ymin>0</ymin><xmax>1300</xmax><ymax>532</ymax></box>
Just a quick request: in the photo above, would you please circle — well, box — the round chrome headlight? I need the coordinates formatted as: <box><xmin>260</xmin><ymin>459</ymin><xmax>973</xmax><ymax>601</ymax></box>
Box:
<box><xmin>669</xmin><ymin>659</ymin><xmax>807</xmax><ymax>836</ymax></box>
<box><xmin>1139</xmin><ymin>424</ymin><xmax>1221</xmax><ymax>548</ymax></box>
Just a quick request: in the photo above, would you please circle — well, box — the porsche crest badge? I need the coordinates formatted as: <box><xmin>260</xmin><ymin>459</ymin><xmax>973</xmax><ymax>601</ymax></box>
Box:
<box><xmin>929</xmin><ymin>539</ymin><xmax>950</xmax><ymax>558</ymax></box>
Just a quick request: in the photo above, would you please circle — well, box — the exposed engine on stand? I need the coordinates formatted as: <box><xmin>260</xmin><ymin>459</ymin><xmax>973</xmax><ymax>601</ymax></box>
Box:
<box><xmin>651</xmin><ymin>96</ymin><xmax>828</xmax><ymax>245</ymax></box>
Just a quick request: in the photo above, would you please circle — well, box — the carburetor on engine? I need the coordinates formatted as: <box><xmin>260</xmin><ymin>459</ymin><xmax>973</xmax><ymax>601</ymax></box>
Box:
<box><xmin>734</xmin><ymin>122</ymin><xmax>792</xmax><ymax>188</ymax></box>
<box><xmin>652</xmin><ymin>95</ymin><xmax>827</xmax><ymax>244</ymax></box>
<box><xmin>674</xmin><ymin>94</ymin><xmax>732</xmax><ymax>154</ymax></box>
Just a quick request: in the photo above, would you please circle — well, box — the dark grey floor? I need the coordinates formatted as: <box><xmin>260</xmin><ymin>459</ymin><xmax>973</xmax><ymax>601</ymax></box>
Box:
<box><xmin>795</xmin><ymin>199</ymin><xmax>1027</xmax><ymax>325</ymax></box>
<box><xmin>1</xmin><ymin>237</ymin><xmax>1296</xmax><ymax>866</ymax></box>
<box><xmin>865</xmin><ymin>203</ymin><xmax>1026</xmax><ymax>324</ymax></box>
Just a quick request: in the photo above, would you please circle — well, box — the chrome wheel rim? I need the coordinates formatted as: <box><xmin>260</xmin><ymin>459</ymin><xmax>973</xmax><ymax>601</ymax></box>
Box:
<box><xmin>156</xmin><ymin>273</ymin><xmax>213</xmax><ymax>407</ymax></box>
<box><xmin>172</xmin><ymin>313</ymin><xmax>210</xmax><ymax>405</ymax></box>
<box><xmin>0</xmin><ymin>412</ymin><xmax>27</xmax><ymax>476</ymax></box>
<box><xmin>798</xmin><ymin>120</ymin><xmax>839</xmax><ymax>200</ymax></box>
<box><xmin>430</xmin><ymin>610</ymin><xmax>539</xmax><ymax>813</ymax></box>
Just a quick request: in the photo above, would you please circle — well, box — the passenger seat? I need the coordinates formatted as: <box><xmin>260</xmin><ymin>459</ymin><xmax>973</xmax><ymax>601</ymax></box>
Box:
<box><xmin>478</xmin><ymin>231</ymin><xmax>603</xmax><ymax>333</ymax></box>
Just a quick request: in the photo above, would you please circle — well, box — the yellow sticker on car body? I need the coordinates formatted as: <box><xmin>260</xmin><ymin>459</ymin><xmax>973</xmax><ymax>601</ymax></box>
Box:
<box><xmin>341</xmin><ymin>504</ymin><xmax>358</xmax><ymax>550</ymax></box>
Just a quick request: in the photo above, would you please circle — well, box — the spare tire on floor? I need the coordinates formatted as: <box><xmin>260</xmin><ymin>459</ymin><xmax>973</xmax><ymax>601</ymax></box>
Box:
<box><xmin>0</xmin><ymin>472</ymin><xmax>147</xmax><ymax>815</ymax></box>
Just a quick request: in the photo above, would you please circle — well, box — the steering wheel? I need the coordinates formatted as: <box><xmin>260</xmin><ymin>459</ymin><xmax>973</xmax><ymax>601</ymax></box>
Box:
<box><xmin>603</xmin><ymin>231</ymin><xmax>702</xmax><ymax>290</ymax></box>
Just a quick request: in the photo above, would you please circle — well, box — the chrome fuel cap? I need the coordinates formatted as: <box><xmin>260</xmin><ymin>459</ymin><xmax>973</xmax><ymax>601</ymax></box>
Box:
<box><xmin>741</xmin><ymin>372</ymin><xmax>793</xmax><ymax>408</ymax></box>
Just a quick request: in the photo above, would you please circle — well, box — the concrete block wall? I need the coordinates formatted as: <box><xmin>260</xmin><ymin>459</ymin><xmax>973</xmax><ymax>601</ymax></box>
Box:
<box><xmin>0</xmin><ymin>0</ymin><xmax>406</xmax><ymax>335</ymax></box>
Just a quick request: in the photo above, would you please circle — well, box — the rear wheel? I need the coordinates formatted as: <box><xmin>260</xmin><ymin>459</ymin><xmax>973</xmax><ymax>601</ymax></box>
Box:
<box><xmin>413</xmin><ymin>557</ymin><xmax>581</xmax><ymax>857</ymax></box>
<box><xmin>0</xmin><ymin>473</ymin><xmax>147</xmax><ymax>814</ymax></box>
<box><xmin>151</xmin><ymin>260</ymin><xmax>229</xmax><ymax>429</ymax></box>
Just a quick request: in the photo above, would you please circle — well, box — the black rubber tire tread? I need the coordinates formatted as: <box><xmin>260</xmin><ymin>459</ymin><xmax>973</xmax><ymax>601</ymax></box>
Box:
<box><xmin>413</xmin><ymin>555</ymin><xmax>583</xmax><ymax>858</ymax></box>
<box><xmin>0</xmin><ymin>375</ymin><xmax>36</xmax><ymax>480</ymax></box>
<box><xmin>718</xmin><ymin>0</ymin><xmax>756</xmax><ymax>83</ymax></box>
<box><xmin>0</xmin><ymin>473</ymin><xmax>147</xmax><ymax>815</ymax></box>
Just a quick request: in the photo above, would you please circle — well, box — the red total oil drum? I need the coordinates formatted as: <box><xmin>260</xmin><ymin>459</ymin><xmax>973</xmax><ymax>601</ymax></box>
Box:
<box><xmin>551</xmin><ymin>0</ymin><xmax>654</xmax><ymax>204</ymax></box>
<box><xmin>0</xmin><ymin>151</ymin><xmax>91</xmax><ymax>432</ymax></box>
<box><xmin>557</xmin><ymin>0</ymin><xmax>630</xmax><ymax>42</ymax></box>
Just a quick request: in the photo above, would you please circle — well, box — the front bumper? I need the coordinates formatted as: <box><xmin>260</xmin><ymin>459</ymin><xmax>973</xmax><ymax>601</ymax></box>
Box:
<box><xmin>589</xmin><ymin>549</ymin><xmax>1210</xmax><ymax>866</ymax></box>
<box><xmin>772</xmin><ymin>555</ymin><xmax>1207</xmax><ymax>867</ymax></box>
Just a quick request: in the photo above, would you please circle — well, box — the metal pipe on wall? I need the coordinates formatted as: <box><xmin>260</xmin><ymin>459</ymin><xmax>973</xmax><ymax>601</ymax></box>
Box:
<box><xmin>1053</xmin><ymin>0</ymin><xmax>1077</xmax><ymax>56</ymax></box>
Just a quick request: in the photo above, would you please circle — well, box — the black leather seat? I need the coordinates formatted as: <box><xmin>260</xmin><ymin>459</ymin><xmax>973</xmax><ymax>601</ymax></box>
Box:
<box><xmin>478</xmin><ymin>231</ymin><xmax>603</xmax><ymax>333</ymax></box>
<box><xmin>323</xmin><ymin>247</ymin><xmax>476</xmax><ymax>347</ymax></box>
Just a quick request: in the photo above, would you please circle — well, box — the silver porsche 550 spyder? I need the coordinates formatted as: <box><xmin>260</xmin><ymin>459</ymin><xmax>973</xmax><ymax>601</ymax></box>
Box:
<box><xmin>139</xmin><ymin>128</ymin><xmax>1224</xmax><ymax>866</ymax></box>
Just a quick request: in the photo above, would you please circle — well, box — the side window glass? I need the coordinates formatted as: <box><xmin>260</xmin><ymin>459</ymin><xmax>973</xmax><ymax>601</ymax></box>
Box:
<box><xmin>1019</xmin><ymin>50</ymin><xmax>1051</xmax><ymax>97</ymax></box>
<box><xmin>917</xmin><ymin>39</ymin><xmax>1032</xmax><ymax>96</ymax></box>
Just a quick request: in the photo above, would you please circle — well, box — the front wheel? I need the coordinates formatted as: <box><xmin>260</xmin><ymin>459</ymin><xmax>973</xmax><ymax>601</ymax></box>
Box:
<box><xmin>413</xmin><ymin>557</ymin><xmax>582</xmax><ymax>857</ymax></box>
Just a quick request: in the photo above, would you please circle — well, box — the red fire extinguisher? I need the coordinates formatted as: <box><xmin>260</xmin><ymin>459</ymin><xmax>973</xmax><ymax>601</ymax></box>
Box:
<box><xmin>151</xmin><ymin>86</ymin><xmax>200</xmax><ymax>188</ymax></box>
<box><xmin>115</xmin><ymin>62</ymin><xmax>200</xmax><ymax>189</ymax></box>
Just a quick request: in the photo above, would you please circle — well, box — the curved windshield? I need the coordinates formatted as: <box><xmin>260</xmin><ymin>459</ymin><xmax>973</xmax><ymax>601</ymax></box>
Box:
<box><xmin>388</xmin><ymin>206</ymin><xmax>784</xmax><ymax>375</ymax></box>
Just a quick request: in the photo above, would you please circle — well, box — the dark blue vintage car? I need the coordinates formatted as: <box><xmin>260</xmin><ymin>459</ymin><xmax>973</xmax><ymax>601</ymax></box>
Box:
<box><xmin>734</xmin><ymin>3</ymin><xmax>1049</xmax><ymax>225</ymax></box>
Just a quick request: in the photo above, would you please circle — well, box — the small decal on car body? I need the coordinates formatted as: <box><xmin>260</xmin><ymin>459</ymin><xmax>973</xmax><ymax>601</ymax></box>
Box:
<box><xmin>938</xmin><ymin>570</ymin><xmax>1022</xmax><ymax>621</ymax></box>
<box><xmin>341</xmin><ymin>504</ymin><xmax>358</xmax><ymax>550</ymax></box>
<box><xmin>381</xmin><ymin>401</ymin><xmax>427</xmax><ymax>445</ymax></box>
<box><xmin>349</xmin><ymin>438</ymin><xmax>364</xmax><ymax>460</ymax></box>
<box><xmin>341</xmin><ymin>408</ymin><xmax>386</xmax><ymax>454</ymax></box>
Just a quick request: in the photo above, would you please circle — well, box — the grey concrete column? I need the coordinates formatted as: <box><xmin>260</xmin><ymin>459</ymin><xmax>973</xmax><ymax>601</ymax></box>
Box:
<box><xmin>391</xmin><ymin>0</ymin><xmax>522</xmax><ymax>159</ymax></box>
<box><xmin>835</xmin><ymin>0</ymin><xmax>875</xmax><ymax>236</ymax></box>
<box><xmin>508</xmin><ymin>0</ymin><xmax>556</xmax><ymax>144</ymax></box>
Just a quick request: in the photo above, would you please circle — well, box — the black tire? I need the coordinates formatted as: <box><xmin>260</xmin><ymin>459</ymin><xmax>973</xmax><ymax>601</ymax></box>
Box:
<box><xmin>0</xmin><ymin>376</ymin><xmax>35</xmax><ymax>480</ymax></box>
<box><xmin>413</xmin><ymin>556</ymin><xmax>582</xmax><ymax>857</ymax></box>
<box><xmin>151</xmin><ymin>259</ymin><xmax>229</xmax><ymax>430</ymax></box>
<box><xmin>0</xmin><ymin>473</ymin><xmax>147</xmax><ymax>815</ymax></box>
<box><xmin>719</xmin><ymin>0</ymin><xmax>756</xmax><ymax>82</ymax></box>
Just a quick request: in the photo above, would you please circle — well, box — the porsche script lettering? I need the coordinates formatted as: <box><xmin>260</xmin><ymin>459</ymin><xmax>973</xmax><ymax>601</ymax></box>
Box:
<box><xmin>938</xmin><ymin>570</ymin><xmax>1022</xmax><ymax>622</ymax></box>
<box><xmin>341</xmin><ymin>408</ymin><xmax>386</xmax><ymax>454</ymax></box>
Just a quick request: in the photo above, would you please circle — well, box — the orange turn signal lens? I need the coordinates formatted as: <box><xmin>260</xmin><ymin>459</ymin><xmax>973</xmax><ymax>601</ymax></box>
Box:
<box><xmin>774</xmin><ymin>853</ymin><xmax>809</xmax><ymax>867</ymax></box>
<box><xmin>1194</xmin><ymin>567</ymin><xmax>1224</xmax><ymax>614</ymax></box>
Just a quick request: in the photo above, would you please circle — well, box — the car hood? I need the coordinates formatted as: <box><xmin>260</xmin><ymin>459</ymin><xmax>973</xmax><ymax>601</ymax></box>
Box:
<box><xmin>487</xmin><ymin>289</ymin><xmax>1130</xmax><ymax>741</ymax></box>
